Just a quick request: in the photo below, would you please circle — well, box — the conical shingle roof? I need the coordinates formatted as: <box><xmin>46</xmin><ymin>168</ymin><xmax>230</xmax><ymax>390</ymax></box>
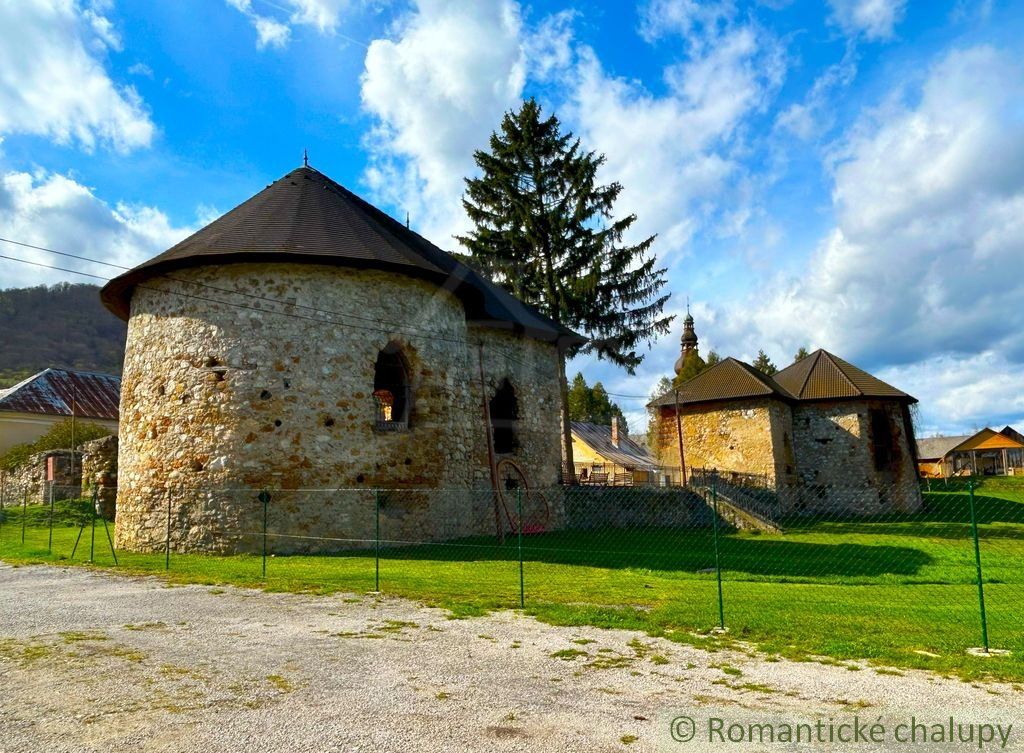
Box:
<box><xmin>100</xmin><ymin>166</ymin><xmax>584</xmax><ymax>347</ymax></box>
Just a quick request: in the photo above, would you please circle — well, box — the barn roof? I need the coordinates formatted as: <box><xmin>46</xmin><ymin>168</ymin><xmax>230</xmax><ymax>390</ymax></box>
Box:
<box><xmin>99</xmin><ymin>166</ymin><xmax>584</xmax><ymax>348</ymax></box>
<box><xmin>570</xmin><ymin>421</ymin><xmax>658</xmax><ymax>470</ymax></box>
<box><xmin>0</xmin><ymin>369</ymin><xmax>120</xmax><ymax>421</ymax></box>
<box><xmin>773</xmin><ymin>349</ymin><xmax>914</xmax><ymax>403</ymax></box>
<box><xmin>648</xmin><ymin>358</ymin><xmax>792</xmax><ymax>408</ymax></box>
<box><xmin>916</xmin><ymin>435</ymin><xmax>972</xmax><ymax>461</ymax></box>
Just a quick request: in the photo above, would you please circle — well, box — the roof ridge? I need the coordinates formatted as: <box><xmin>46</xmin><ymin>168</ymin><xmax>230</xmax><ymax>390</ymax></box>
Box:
<box><xmin>819</xmin><ymin>349</ymin><xmax>861</xmax><ymax>396</ymax></box>
<box><xmin>795</xmin><ymin>350</ymin><xmax>821</xmax><ymax>398</ymax></box>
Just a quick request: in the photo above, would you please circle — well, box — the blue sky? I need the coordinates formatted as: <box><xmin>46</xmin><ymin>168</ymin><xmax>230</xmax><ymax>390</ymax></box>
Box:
<box><xmin>0</xmin><ymin>0</ymin><xmax>1022</xmax><ymax>436</ymax></box>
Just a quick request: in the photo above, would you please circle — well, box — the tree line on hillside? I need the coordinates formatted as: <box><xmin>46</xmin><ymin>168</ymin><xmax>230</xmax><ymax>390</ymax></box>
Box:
<box><xmin>0</xmin><ymin>283</ymin><xmax>126</xmax><ymax>387</ymax></box>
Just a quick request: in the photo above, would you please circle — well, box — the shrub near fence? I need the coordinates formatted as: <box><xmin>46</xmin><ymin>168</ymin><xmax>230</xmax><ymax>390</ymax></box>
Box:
<box><xmin>1</xmin><ymin>478</ymin><xmax>1023</xmax><ymax>680</ymax></box>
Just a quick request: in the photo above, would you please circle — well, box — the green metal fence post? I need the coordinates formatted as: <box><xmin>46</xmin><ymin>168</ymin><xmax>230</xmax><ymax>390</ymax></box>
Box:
<box><xmin>97</xmin><ymin>485</ymin><xmax>118</xmax><ymax>566</ymax></box>
<box><xmin>374</xmin><ymin>489</ymin><xmax>381</xmax><ymax>592</ymax></box>
<box><xmin>89</xmin><ymin>497</ymin><xmax>96</xmax><ymax>563</ymax></box>
<box><xmin>21</xmin><ymin>491</ymin><xmax>26</xmax><ymax>545</ymax></box>
<box><xmin>968</xmin><ymin>481</ymin><xmax>990</xmax><ymax>653</ymax></box>
<box><xmin>165</xmin><ymin>489</ymin><xmax>171</xmax><ymax>570</ymax></box>
<box><xmin>47</xmin><ymin>482</ymin><xmax>56</xmax><ymax>554</ymax></box>
<box><xmin>517</xmin><ymin>486</ymin><xmax>524</xmax><ymax>609</ymax></box>
<box><xmin>259</xmin><ymin>489</ymin><xmax>270</xmax><ymax>579</ymax></box>
<box><xmin>711</xmin><ymin>473</ymin><xmax>725</xmax><ymax>630</ymax></box>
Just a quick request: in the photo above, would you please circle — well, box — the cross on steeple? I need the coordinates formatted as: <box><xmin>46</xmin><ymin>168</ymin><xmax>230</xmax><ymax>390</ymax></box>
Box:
<box><xmin>303</xmin><ymin>149</ymin><xmax>309</xmax><ymax>168</ymax></box>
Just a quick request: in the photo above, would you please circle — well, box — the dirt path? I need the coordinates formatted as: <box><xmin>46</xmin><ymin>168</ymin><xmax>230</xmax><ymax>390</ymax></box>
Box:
<box><xmin>0</xmin><ymin>564</ymin><xmax>1020</xmax><ymax>752</ymax></box>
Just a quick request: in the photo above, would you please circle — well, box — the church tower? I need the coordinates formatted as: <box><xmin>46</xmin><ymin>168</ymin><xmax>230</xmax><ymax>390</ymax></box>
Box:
<box><xmin>673</xmin><ymin>305</ymin><xmax>699</xmax><ymax>376</ymax></box>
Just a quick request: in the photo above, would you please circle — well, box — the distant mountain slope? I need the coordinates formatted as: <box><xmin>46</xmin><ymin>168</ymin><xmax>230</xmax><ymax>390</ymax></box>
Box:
<box><xmin>0</xmin><ymin>284</ymin><xmax>126</xmax><ymax>387</ymax></box>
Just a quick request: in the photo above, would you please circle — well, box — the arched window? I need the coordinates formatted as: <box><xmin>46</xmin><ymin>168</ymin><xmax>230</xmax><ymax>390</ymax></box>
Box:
<box><xmin>374</xmin><ymin>344</ymin><xmax>410</xmax><ymax>430</ymax></box>
<box><xmin>490</xmin><ymin>378</ymin><xmax>519</xmax><ymax>454</ymax></box>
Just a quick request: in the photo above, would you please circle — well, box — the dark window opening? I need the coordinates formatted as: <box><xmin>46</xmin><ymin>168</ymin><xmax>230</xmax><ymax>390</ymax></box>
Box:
<box><xmin>490</xmin><ymin>378</ymin><xmax>519</xmax><ymax>454</ymax></box>
<box><xmin>870</xmin><ymin>408</ymin><xmax>898</xmax><ymax>471</ymax></box>
<box><xmin>374</xmin><ymin>344</ymin><xmax>410</xmax><ymax>431</ymax></box>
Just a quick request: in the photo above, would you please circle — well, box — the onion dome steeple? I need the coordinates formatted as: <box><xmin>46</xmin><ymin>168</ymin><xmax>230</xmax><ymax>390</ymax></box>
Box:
<box><xmin>674</xmin><ymin>300</ymin><xmax>699</xmax><ymax>376</ymax></box>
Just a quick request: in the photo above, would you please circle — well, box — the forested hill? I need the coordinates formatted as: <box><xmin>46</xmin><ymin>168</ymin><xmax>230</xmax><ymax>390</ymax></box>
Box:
<box><xmin>0</xmin><ymin>284</ymin><xmax>126</xmax><ymax>387</ymax></box>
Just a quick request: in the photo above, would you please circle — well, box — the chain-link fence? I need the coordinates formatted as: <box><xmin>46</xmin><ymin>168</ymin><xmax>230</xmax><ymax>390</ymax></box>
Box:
<box><xmin>1</xmin><ymin>476</ymin><xmax>1021</xmax><ymax>675</ymax></box>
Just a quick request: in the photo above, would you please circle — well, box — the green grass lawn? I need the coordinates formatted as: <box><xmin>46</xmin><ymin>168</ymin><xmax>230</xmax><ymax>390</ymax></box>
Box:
<box><xmin>1</xmin><ymin>481</ymin><xmax>1023</xmax><ymax>682</ymax></box>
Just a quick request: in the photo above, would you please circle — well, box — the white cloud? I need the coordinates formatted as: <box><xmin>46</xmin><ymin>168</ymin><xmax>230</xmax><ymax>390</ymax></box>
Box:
<box><xmin>724</xmin><ymin>45</ymin><xmax>1024</xmax><ymax>432</ymax></box>
<box><xmin>360</xmin><ymin>0</ymin><xmax>528</xmax><ymax>244</ymax></box>
<box><xmin>0</xmin><ymin>170</ymin><xmax>194</xmax><ymax>288</ymax></box>
<box><xmin>565</xmin><ymin>13</ymin><xmax>785</xmax><ymax>256</ymax></box>
<box><xmin>878</xmin><ymin>353</ymin><xmax>1024</xmax><ymax>436</ymax></box>
<box><xmin>225</xmin><ymin>0</ymin><xmax>349</xmax><ymax>49</ymax></box>
<box><xmin>638</xmin><ymin>0</ymin><xmax>735</xmax><ymax>44</ymax></box>
<box><xmin>127</xmin><ymin>62</ymin><xmax>154</xmax><ymax>78</ymax></box>
<box><xmin>827</xmin><ymin>0</ymin><xmax>906</xmax><ymax>41</ymax></box>
<box><xmin>0</xmin><ymin>0</ymin><xmax>154</xmax><ymax>152</ymax></box>
<box><xmin>775</xmin><ymin>47</ymin><xmax>857</xmax><ymax>140</ymax></box>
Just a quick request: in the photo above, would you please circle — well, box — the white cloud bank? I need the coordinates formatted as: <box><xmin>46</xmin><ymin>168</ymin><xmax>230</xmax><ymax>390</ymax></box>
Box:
<box><xmin>360</xmin><ymin>0</ymin><xmax>528</xmax><ymax>244</ymax></box>
<box><xmin>0</xmin><ymin>170</ymin><xmax>193</xmax><ymax>288</ymax></box>
<box><xmin>726</xmin><ymin>45</ymin><xmax>1024</xmax><ymax>432</ymax></box>
<box><xmin>0</xmin><ymin>0</ymin><xmax>154</xmax><ymax>152</ymax></box>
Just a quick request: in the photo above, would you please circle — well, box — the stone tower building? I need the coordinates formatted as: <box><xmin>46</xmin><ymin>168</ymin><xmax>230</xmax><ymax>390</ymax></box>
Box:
<box><xmin>651</xmin><ymin>348</ymin><xmax>922</xmax><ymax>515</ymax></box>
<box><xmin>100</xmin><ymin>165</ymin><xmax>583</xmax><ymax>553</ymax></box>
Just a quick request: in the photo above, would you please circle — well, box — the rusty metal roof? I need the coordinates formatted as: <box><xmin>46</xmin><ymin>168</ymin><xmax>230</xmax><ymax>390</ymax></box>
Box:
<box><xmin>774</xmin><ymin>349</ymin><xmax>914</xmax><ymax>402</ymax></box>
<box><xmin>0</xmin><ymin>368</ymin><xmax>120</xmax><ymax>420</ymax></box>
<box><xmin>571</xmin><ymin>421</ymin><xmax>658</xmax><ymax>470</ymax></box>
<box><xmin>648</xmin><ymin>358</ymin><xmax>793</xmax><ymax>408</ymax></box>
<box><xmin>99</xmin><ymin>165</ymin><xmax>584</xmax><ymax>348</ymax></box>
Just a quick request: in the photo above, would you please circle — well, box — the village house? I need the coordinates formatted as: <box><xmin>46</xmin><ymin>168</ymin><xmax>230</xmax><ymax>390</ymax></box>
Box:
<box><xmin>0</xmin><ymin>368</ymin><xmax>120</xmax><ymax>503</ymax></box>
<box><xmin>0</xmin><ymin>368</ymin><xmax>120</xmax><ymax>455</ymax></box>
<box><xmin>649</xmin><ymin>318</ymin><xmax>922</xmax><ymax>515</ymax></box>
<box><xmin>99</xmin><ymin>164</ymin><xmax>583</xmax><ymax>554</ymax></box>
<box><xmin>570</xmin><ymin>417</ymin><xmax>661</xmax><ymax>486</ymax></box>
<box><xmin>917</xmin><ymin>428</ymin><xmax>1024</xmax><ymax>478</ymax></box>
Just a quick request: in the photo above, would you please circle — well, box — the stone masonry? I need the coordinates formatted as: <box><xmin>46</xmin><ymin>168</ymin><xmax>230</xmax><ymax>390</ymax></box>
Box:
<box><xmin>114</xmin><ymin>264</ymin><xmax>564</xmax><ymax>554</ymax></box>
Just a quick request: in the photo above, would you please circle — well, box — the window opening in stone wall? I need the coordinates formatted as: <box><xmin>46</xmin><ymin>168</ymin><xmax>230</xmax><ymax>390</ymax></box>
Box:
<box><xmin>870</xmin><ymin>409</ymin><xmax>898</xmax><ymax>471</ymax></box>
<box><xmin>374</xmin><ymin>343</ymin><xmax>410</xmax><ymax>431</ymax></box>
<box><xmin>490</xmin><ymin>378</ymin><xmax>519</xmax><ymax>454</ymax></box>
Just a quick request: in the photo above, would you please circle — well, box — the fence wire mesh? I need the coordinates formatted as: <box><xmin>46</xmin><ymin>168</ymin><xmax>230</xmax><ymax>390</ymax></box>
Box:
<box><xmin>1</xmin><ymin>475</ymin><xmax>1022</xmax><ymax>676</ymax></box>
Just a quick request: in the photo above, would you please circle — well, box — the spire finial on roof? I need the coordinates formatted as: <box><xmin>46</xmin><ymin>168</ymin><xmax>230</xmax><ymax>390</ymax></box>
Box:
<box><xmin>406</xmin><ymin>211</ymin><xmax>410</xmax><ymax>229</ymax></box>
<box><xmin>303</xmin><ymin>149</ymin><xmax>309</xmax><ymax>168</ymax></box>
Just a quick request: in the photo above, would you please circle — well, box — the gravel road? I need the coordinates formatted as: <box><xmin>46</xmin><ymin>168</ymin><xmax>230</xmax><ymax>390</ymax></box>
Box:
<box><xmin>0</xmin><ymin>563</ymin><xmax>1020</xmax><ymax>752</ymax></box>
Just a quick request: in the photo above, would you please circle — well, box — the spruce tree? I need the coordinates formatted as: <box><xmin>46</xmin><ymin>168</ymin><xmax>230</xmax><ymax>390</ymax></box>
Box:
<box><xmin>459</xmin><ymin>98</ymin><xmax>672</xmax><ymax>482</ymax></box>
<box><xmin>752</xmin><ymin>350</ymin><xmax>778</xmax><ymax>376</ymax></box>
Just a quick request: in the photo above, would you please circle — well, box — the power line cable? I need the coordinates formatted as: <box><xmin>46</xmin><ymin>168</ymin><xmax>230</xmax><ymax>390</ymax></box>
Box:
<box><xmin>0</xmin><ymin>245</ymin><xmax>549</xmax><ymax>375</ymax></box>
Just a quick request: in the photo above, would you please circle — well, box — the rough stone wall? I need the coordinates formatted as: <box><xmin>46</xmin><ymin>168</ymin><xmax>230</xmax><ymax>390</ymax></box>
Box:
<box><xmin>789</xmin><ymin>400</ymin><xmax>921</xmax><ymax>514</ymax></box>
<box><xmin>0</xmin><ymin>450</ymin><xmax>81</xmax><ymax>505</ymax></box>
<box><xmin>115</xmin><ymin>263</ymin><xmax>563</xmax><ymax>553</ymax></box>
<box><xmin>81</xmin><ymin>435</ymin><xmax>118</xmax><ymax>520</ymax></box>
<box><xmin>653</xmin><ymin>399</ymin><xmax>786</xmax><ymax>483</ymax></box>
<box><xmin>650</xmin><ymin>396</ymin><xmax>921</xmax><ymax>516</ymax></box>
